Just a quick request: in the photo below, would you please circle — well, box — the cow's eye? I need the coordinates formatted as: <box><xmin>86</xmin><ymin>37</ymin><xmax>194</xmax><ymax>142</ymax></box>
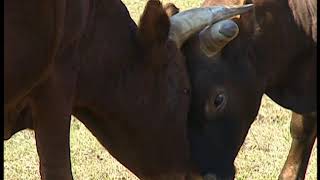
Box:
<box><xmin>213</xmin><ymin>94</ymin><xmax>226</xmax><ymax>109</ymax></box>
<box><xmin>205</xmin><ymin>92</ymin><xmax>227</xmax><ymax>116</ymax></box>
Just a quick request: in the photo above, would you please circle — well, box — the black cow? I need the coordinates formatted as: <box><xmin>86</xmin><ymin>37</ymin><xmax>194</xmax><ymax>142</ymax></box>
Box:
<box><xmin>166</xmin><ymin>0</ymin><xmax>316</xmax><ymax>179</ymax></box>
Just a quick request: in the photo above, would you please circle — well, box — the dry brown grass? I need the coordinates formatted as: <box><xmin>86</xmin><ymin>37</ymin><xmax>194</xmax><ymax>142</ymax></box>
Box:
<box><xmin>4</xmin><ymin>0</ymin><xmax>317</xmax><ymax>179</ymax></box>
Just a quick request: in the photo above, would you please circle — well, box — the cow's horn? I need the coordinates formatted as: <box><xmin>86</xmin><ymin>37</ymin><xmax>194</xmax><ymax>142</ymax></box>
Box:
<box><xmin>169</xmin><ymin>4</ymin><xmax>253</xmax><ymax>48</ymax></box>
<box><xmin>199</xmin><ymin>19</ymin><xmax>239</xmax><ymax>57</ymax></box>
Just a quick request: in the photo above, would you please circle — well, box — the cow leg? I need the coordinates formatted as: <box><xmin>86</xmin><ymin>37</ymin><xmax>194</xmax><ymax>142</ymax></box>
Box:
<box><xmin>279</xmin><ymin>112</ymin><xmax>317</xmax><ymax>180</ymax></box>
<box><xmin>31</xmin><ymin>63</ymin><xmax>77</xmax><ymax>180</ymax></box>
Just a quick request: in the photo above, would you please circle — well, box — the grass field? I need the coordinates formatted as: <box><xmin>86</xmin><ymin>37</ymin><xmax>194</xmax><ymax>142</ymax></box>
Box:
<box><xmin>4</xmin><ymin>0</ymin><xmax>317</xmax><ymax>179</ymax></box>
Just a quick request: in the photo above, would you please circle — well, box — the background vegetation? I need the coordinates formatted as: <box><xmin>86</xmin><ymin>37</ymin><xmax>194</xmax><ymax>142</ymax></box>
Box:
<box><xmin>4</xmin><ymin>0</ymin><xmax>317</xmax><ymax>179</ymax></box>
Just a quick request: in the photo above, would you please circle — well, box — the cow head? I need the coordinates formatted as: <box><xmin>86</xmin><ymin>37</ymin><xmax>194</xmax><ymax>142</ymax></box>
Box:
<box><xmin>133</xmin><ymin>1</ymin><xmax>255</xmax><ymax>179</ymax></box>
<box><xmin>165</xmin><ymin>1</ymin><xmax>266</xmax><ymax>179</ymax></box>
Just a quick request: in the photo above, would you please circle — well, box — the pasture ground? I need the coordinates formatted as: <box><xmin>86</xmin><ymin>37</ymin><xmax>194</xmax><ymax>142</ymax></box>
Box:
<box><xmin>4</xmin><ymin>0</ymin><xmax>317</xmax><ymax>179</ymax></box>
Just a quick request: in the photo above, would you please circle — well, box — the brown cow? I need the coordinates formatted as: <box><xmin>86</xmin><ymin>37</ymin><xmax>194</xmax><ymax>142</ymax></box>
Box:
<box><xmin>4</xmin><ymin>0</ymin><xmax>253</xmax><ymax>179</ymax></box>
<box><xmin>166</xmin><ymin>0</ymin><xmax>316</xmax><ymax>179</ymax></box>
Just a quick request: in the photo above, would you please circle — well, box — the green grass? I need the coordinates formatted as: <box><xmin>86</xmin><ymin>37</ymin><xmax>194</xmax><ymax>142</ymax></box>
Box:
<box><xmin>4</xmin><ymin>0</ymin><xmax>317</xmax><ymax>179</ymax></box>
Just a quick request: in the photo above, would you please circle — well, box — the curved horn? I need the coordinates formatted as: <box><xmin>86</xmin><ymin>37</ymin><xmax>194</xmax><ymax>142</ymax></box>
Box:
<box><xmin>169</xmin><ymin>4</ymin><xmax>253</xmax><ymax>48</ymax></box>
<box><xmin>199</xmin><ymin>19</ymin><xmax>239</xmax><ymax>57</ymax></box>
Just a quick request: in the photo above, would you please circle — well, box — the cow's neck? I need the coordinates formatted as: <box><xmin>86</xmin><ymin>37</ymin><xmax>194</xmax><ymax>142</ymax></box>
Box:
<box><xmin>250</xmin><ymin>0</ymin><xmax>317</xmax><ymax>112</ymax></box>
<box><xmin>72</xmin><ymin>0</ymin><xmax>191</xmax><ymax>176</ymax></box>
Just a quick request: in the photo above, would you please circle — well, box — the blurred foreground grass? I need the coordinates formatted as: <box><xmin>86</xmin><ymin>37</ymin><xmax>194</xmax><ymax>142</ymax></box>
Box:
<box><xmin>4</xmin><ymin>0</ymin><xmax>317</xmax><ymax>179</ymax></box>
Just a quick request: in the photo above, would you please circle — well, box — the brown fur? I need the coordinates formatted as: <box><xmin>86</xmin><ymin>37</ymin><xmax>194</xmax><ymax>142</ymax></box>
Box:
<box><xmin>5</xmin><ymin>0</ymin><xmax>194</xmax><ymax>179</ymax></box>
<box><xmin>137</xmin><ymin>0</ymin><xmax>171</xmax><ymax>67</ymax></box>
<box><xmin>138</xmin><ymin>0</ymin><xmax>170</xmax><ymax>45</ymax></box>
<box><xmin>4</xmin><ymin>0</ymin><xmax>58</xmax><ymax>108</ymax></box>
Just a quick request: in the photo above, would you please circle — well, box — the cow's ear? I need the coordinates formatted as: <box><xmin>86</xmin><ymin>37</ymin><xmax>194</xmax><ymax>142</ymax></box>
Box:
<box><xmin>236</xmin><ymin>1</ymin><xmax>257</xmax><ymax>36</ymax></box>
<box><xmin>164</xmin><ymin>3</ymin><xmax>180</xmax><ymax>17</ymax></box>
<box><xmin>137</xmin><ymin>0</ymin><xmax>170</xmax><ymax>47</ymax></box>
